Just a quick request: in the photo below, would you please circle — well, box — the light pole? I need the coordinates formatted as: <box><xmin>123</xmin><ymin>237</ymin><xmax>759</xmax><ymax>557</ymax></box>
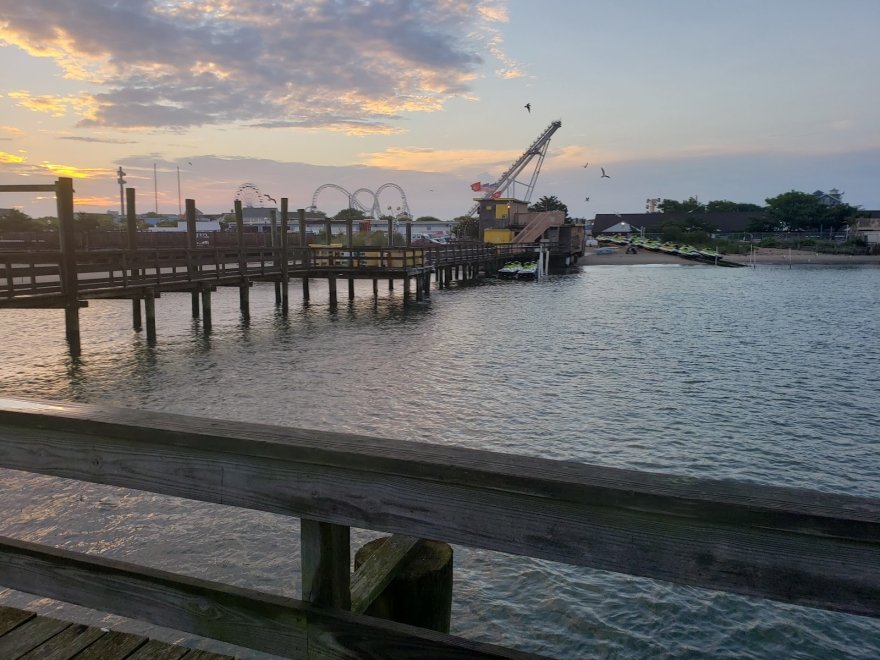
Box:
<box><xmin>116</xmin><ymin>166</ymin><xmax>126</xmax><ymax>217</ymax></box>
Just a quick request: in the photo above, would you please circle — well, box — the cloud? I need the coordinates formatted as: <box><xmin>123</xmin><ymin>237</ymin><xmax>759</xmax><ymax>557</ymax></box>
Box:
<box><xmin>58</xmin><ymin>135</ymin><xmax>138</xmax><ymax>144</ymax></box>
<box><xmin>0</xmin><ymin>0</ymin><xmax>514</xmax><ymax>133</ymax></box>
<box><xmin>361</xmin><ymin>146</ymin><xmax>521</xmax><ymax>172</ymax></box>
<box><xmin>0</xmin><ymin>151</ymin><xmax>26</xmax><ymax>164</ymax></box>
<box><xmin>6</xmin><ymin>91</ymin><xmax>97</xmax><ymax>119</ymax></box>
<box><xmin>42</xmin><ymin>162</ymin><xmax>110</xmax><ymax>179</ymax></box>
<box><xmin>0</xmin><ymin>126</ymin><xmax>24</xmax><ymax>137</ymax></box>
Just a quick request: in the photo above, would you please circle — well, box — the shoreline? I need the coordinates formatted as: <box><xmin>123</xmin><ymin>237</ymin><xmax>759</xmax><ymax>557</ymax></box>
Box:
<box><xmin>578</xmin><ymin>247</ymin><xmax>880</xmax><ymax>267</ymax></box>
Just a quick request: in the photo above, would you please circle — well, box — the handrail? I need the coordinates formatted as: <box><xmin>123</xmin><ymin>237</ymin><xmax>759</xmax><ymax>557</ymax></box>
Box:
<box><xmin>0</xmin><ymin>396</ymin><xmax>877</xmax><ymax>622</ymax></box>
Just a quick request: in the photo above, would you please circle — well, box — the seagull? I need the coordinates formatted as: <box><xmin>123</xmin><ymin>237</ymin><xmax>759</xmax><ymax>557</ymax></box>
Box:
<box><xmin>524</xmin><ymin>103</ymin><xmax>531</xmax><ymax>113</ymax></box>
<box><xmin>265</xmin><ymin>195</ymin><xmax>277</xmax><ymax>204</ymax></box>
<box><xmin>583</xmin><ymin>162</ymin><xmax>589</xmax><ymax>168</ymax></box>
<box><xmin>601</xmin><ymin>168</ymin><xmax>610</xmax><ymax>178</ymax></box>
<box><xmin>584</xmin><ymin>197</ymin><xmax>590</xmax><ymax>202</ymax></box>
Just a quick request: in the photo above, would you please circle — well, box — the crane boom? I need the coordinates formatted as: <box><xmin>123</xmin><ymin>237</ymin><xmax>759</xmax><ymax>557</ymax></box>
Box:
<box><xmin>467</xmin><ymin>120</ymin><xmax>562</xmax><ymax>216</ymax></box>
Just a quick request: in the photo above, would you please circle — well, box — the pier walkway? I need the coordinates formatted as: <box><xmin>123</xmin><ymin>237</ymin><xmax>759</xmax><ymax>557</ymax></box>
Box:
<box><xmin>1</xmin><ymin>178</ymin><xmax>541</xmax><ymax>356</ymax></box>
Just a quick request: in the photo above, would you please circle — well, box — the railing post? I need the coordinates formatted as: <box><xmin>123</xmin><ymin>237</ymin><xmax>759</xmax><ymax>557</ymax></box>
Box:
<box><xmin>126</xmin><ymin>187</ymin><xmax>142</xmax><ymax>330</ymax></box>
<box><xmin>270</xmin><ymin>208</ymin><xmax>281</xmax><ymax>304</ymax></box>
<box><xmin>55</xmin><ymin>177</ymin><xmax>81</xmax><ymax>357</ymax></box>
<box><xmin>298</xmin><ymin>208</ymin><xmax>309</xmax><ymax>303</ymax></box>
<box><xmin>234</xmin><ymin>200</ymin><xmax>249</xmax><ymax>319</ymax></box>
<box><xmin>300</xmin><ymin>519</ymin><xmax>351</xmax><ymax>610</ymax></box>
<box><xmin>186</xmin><ymin>199</ymin><xmax>199</xmax><ymax>317</ymax></box>
<box><xmin>280</xmin><ymin>201</ymin><xmax>289</xmax><ymax>312</ymax></box>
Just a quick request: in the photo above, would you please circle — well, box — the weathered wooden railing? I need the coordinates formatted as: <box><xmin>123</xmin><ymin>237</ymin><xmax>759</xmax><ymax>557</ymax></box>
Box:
<box><xmin>0</xmin><ymin>397</ymin><xmax>876</xmax><ymax>658</ymax></box>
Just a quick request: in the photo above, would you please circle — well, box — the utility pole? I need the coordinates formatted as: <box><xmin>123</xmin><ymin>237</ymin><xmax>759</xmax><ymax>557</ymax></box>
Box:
<box><xmin>117</xmin><ymin>166</ymin><xmax>126</xmax><ymax>217</ymax></box>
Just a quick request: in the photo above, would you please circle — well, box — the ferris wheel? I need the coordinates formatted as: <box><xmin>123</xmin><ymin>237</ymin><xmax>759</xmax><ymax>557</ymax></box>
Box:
<box><xmin>234</xmin><ymin>182</ymin><xmax>276</xmax><ymax>208</ymax></box>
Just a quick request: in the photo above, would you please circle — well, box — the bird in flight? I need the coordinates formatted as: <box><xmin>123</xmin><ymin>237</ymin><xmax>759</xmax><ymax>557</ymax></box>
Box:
<box><xmin>583</xmin><ymin>162</ymin><xmax>589</xmax><ymax>168</ymax></box>
<box><xmin>524</xmin><ymin>103</ymin><xmax>531</xmax><ymax>113</ymax></box>
<box><xmin>601</xmin><ymin>168</ymin><xmax>610</xmax><ymax>178</ymax></box>
<box><xmin>584</xmin><ymin>197</ymin><xmax>590</xmax><ymax>202</ymax></box>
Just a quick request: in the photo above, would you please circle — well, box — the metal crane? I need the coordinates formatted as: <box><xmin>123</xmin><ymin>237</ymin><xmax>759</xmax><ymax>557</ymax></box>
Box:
<box><xmin>466</xmin><ymin>120</ymin><xmax>562</xmax><ymax>216</ymax></box>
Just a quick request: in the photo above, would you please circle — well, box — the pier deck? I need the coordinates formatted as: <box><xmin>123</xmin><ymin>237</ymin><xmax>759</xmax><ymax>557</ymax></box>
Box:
<box><xmin>0</xmin><ymin>604</ymin><xmax>234</xmax><ymax>659</ymax></box>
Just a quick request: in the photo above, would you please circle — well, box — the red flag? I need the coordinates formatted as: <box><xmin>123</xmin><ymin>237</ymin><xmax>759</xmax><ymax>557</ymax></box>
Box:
<box><xmin>470</xmin><ymin>181</ymin><xmax>481</xmax><ymax>191</ymax></box>
<box><xmin>491</xmin><ymin>191</ymin><xmax>502</xmax><ymax>199</ymax></box>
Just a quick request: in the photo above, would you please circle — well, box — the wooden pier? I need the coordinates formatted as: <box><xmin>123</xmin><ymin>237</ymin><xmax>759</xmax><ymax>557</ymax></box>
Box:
<box><xmin>1</xmin><ymin>178</ymin><xmax>541</xmax><ymax>356</ymax></box>
<box><xmin>0</xmin><ymin>397</ymin><xmax>877</xmax><ymax>658</ymax></box>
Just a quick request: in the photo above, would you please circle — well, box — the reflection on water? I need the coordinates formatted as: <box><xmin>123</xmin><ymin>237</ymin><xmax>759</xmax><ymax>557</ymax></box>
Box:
<box><xmin>1</xmin><ymin>265</ymin><xmax>879</xmax><ymax>657</ymax></box>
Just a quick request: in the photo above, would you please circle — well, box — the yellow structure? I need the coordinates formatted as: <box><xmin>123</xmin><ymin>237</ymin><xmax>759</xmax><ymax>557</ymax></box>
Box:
<box><xmin>483</xmin><ymin>228</ymin><xmax>515</xmax><ymax>244</ymax></box>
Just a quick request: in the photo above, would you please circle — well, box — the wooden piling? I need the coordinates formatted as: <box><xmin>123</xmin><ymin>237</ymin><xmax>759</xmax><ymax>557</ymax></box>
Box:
<box><xmin>270</xmin><ymin>209</ymin><xmax>281</xmax><ymax>304</ymax></box>
<box><xmin>280</xmin><ymin>201</ymin><xmax>290</xmax><ymax>311</ymax></box>
<box><xmin>125</xmin><ymin>187</ymin><xmax>139</xmax><ymax>280</ymax></box>
<box><xmin>234</xmin><ymin>200</ymin><xmax>250</xmax><ymax>319</ymax></box>
<box><xmin>186</xmin><ymin>200</ymin><xmax>199</xmax><ymax>318</ymax></box>
<box><xmin>132</xmin><ymin>297</ymin><xmax>142</xmax><ymax>331</ymax></box>
<box><xmin>200</xmin><ymin>285</ymin><xmax>212</xmax><ymax>333</ymax></box>
<box><xmin>144</xmin><ymin>289</ymin><xmax>156</xmax><ymax>342</ymax></box>
<box><xmin>298</xmin><ymin>208</ymin><xmax>309</xmax><ymax>303</ymax></box>
<box><xmin>328</xmin><ymin>275</ymin><xmax>337</xmax><ymax>306</ymax></box>
<box><xmin>56</xmin><ymin>177</ymin><xmax>81</xmax><ymax>356</ymax></box>
<box><xmin>354</xmin><ymin>537</ymin><xmax>453</xmax><ymax>634</ymax></box>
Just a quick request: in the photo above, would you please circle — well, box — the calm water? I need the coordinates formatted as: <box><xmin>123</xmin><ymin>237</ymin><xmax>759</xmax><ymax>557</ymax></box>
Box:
<box><xmin>1</xmin><ymin>262</ymin><xmax>879</xmax><ymax>658</ymax></box>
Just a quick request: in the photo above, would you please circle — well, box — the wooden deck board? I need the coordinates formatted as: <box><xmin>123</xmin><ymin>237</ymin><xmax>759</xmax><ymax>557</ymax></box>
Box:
<box><xmin>0</xmin><ymin>608</ymin><xmax>234</xmax><ymax>660</ymax></box>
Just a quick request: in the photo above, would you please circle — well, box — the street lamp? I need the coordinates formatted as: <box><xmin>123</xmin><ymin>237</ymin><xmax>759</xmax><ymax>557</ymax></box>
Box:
<box><xmin>116</xmin><ymin>166</ymin><xmax>126</xmax><ymax>217</ymax></box>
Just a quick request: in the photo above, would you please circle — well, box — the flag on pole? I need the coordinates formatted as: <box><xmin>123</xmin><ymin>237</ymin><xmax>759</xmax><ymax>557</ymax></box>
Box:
<box><xmin>470</xmin><ymin>182</ymin><xmax>482</xmax><ymax>191</ymax></box>
<box><xmin>491</xmin><ymin>191</ymin><xmax>502</xmax><ymax>199</ymax></box>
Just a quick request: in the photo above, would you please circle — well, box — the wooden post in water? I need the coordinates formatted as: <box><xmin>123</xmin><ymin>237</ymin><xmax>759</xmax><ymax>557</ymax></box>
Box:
<box><xmin>186</xmin><ymin>199</ymin><xmax>199</xmax><ymax>318</ymax></box>
<box><xmin>280</xmin><ymin>201</ymin><xmax>290</xmax><ymax>312</ymax></box>
<box><xmin>354</xmin><ymin>536</ymin><xmax>453</xmax><ymax>633</ymax></box>
<box><xmin>144</xmin><ymin>288</ymin><xmax>156</xmax><ymax>342</ymax></box>
<box><xmin>301</xmin><ymin>519</ymin><xmax>350</xmax><ymax>610</ymax></box>
<box><xmin>270</xmin><ymin>209</ymin><xmax>281</xmax><ymax>304</ymax></box>
<box><xmin>200</xmin><ymin>284</ymin><xmax>212</xmax><ymax>333</ymax></box>
<box><xmin>346</xmin><ymin>218</ymin><xmax>355</xmax><ymax>300</ymax></box>
<box><xmin>298</xmin><ymin>208</ymin><xmax>309</xmax><ymax>302</ymax></box>
<box><xmin>234</xmin><ymin>200</ymin><xmax>249</xmax><ymax>319</ymax></box>
<box><xmin>56</xmin><ymin>177</ymin><xmax>81</xmax><ymax>356</ymax></box>
<box><xmin>126</xmin><ymin>188</ymin><xmax>142</xmax><ymax>331</ymax></box>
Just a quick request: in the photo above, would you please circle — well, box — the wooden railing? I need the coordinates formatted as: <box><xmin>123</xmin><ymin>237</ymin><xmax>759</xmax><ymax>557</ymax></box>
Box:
<box><xmin>0</xmin><ymin>397</ymin><xmax>876</xmax><ymax>658</ymax></box>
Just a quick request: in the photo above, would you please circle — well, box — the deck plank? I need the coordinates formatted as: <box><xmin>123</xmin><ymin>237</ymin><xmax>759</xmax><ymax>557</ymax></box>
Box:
<box><xmin>0</xmin><ymin>615</ymin><xmax>70</xmax><ymax>658</ymax></box>
<box><xmin>71</xmin><ymin>630</ymin><xmax>148</xmax><ymax>659</ymax></box>
<box><xmin>0</xmin><ymin>605</ymin><xmax>35</xmax><ymax>636</ymax></box>
<box><xmin>19</xmin><ymin>622</ymin><xmax>104</xmax><ymax>660</ymax></box>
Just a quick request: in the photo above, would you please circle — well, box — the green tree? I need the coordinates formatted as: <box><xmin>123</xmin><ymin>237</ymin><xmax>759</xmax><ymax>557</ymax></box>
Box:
<box><xmin>334</xmin><ymin>208</ymin><xmax>365</xmax><ymax>222</ymax></box>
<box><xmin>415</xmin><ymin>215</ymin><xmax>441</xmax><ymax>223</ymax></box>
<box><xmin>705</xmin><ymin>200</ymin><xmax>764</xmax><ymax>213</ymax></box>
<box><xmin>659</xmin><ymin>197</ymin><xmax>705</xmax><ymax>214</ymax></box>
<box><xmin>764</xmin><ymin>191</ymin><xmax>828</xmax><ymax>231</ymax></box>
<box><xmin>452</xmin><ymin>215</ymin><xmax>478</xmax><ymax>240</ymax></box>
<box><xmin>0</xmin><ymin>208</ymin><xmax>48</xmax><ymax>232</ymax></box>
<box><xmin>528</xmin><ymin>195</ymin><xmax>568</xmax><ymax>217</ymax></box>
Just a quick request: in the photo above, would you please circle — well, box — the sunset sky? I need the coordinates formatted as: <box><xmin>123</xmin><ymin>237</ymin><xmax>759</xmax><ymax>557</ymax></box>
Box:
<box><xmin>1</xmin><ymin>0</ymin><xmax>878</xmax><ymax>220</ymax></box>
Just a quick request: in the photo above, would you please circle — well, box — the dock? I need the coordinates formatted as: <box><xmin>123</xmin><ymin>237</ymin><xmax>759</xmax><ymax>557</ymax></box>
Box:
<box><xmin>1</xmin><ymin>178</ymin><xmax>546</xmax><ymax>356</ymax></box>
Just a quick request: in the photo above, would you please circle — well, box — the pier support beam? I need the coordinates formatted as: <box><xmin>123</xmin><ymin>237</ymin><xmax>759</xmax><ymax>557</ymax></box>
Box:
<box><xmin>132</xmin><ymin>297</ymin><xmax>142</xmax><ymax>331</ymax></box>
<box><xmin>328</xmin><ymin>276</ymin><xmax>337</xmax><ymax>307</ymax></box>
<box><xmin>200</xmin><ymin>285</ymin><xmax>212</xmax><ymax>333</ymax></box>
<box><xmin>144</xmin><ymin>289</ymin><xmax>156</xmax><ymax>342</ymax></box>
<box><xmin>64</xmin><ymin>302</ymin><xmax>81</xmax><ymax>357</ymax></box>
<box><xmin>239</xmin><ymin>280</ymin><xmax>250</xmax><ymax>319</ymax></box>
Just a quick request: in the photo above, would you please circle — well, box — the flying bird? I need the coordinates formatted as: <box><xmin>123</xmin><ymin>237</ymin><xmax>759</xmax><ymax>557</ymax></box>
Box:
<box><xmin>583</xmin><ymin>162</ymin><xmax>589</xmax><ymax>168</ymax></box>
<box><xmin>524</xmin><ymin>103</ymin><xmax>531</xmax><ymax>113</ymax></box>
<box><xmin>601</xmin><ymin>168</ymin><xmax>610</xmax><ymax>178</ymax></box>
<box><xmin>265</xmin><ymin>195</ymin><xmax>277</xmax><ymax>204</ymax></box>
<box><xmin>584</xmin><ymin>197</ymin><xmax>590</xmax><ymax>202</ymax></box>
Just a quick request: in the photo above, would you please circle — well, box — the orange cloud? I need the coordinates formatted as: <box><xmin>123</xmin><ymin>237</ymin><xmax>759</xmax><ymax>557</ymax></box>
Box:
<box><xmin>360</xmin><ymin>146</ymin><xmax>521</xmax><ymax>172</ymax></box>
<box><xmin>0</xmin><ymin>126</ymin><xmax>24</xmax><ymax>137</ymax></box>
<box><xmin>7</xmin><ymin>91</ymin><xmax>98</xmax><ymax>120</ymax></box>
<box><xmin>0</xmin><ymin>151</ymin><xmax>26</xmax><ymax>164</ymax></box>
<box><xmin>42</xmin><ymin>163</ymin><xmax>110</xmax><ymax>179</ymax></box>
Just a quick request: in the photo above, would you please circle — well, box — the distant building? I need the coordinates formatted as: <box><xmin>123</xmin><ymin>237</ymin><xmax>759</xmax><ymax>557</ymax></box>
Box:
<box><xmin>813</xmin><ymin>189</ymin><xmax>845</xmax><ymax>206</ymax></box>
<box><xmin>853</xmin><ymin>213</ymin><xmax>880</xmax><ymax>245</ymax></box>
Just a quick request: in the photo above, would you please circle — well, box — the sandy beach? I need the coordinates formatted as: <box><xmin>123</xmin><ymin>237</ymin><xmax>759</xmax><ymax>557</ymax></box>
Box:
<box><xmin>579</xmin><ymin>247</ymin><xmax>880</xmax><ymax>267</ymax></box>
